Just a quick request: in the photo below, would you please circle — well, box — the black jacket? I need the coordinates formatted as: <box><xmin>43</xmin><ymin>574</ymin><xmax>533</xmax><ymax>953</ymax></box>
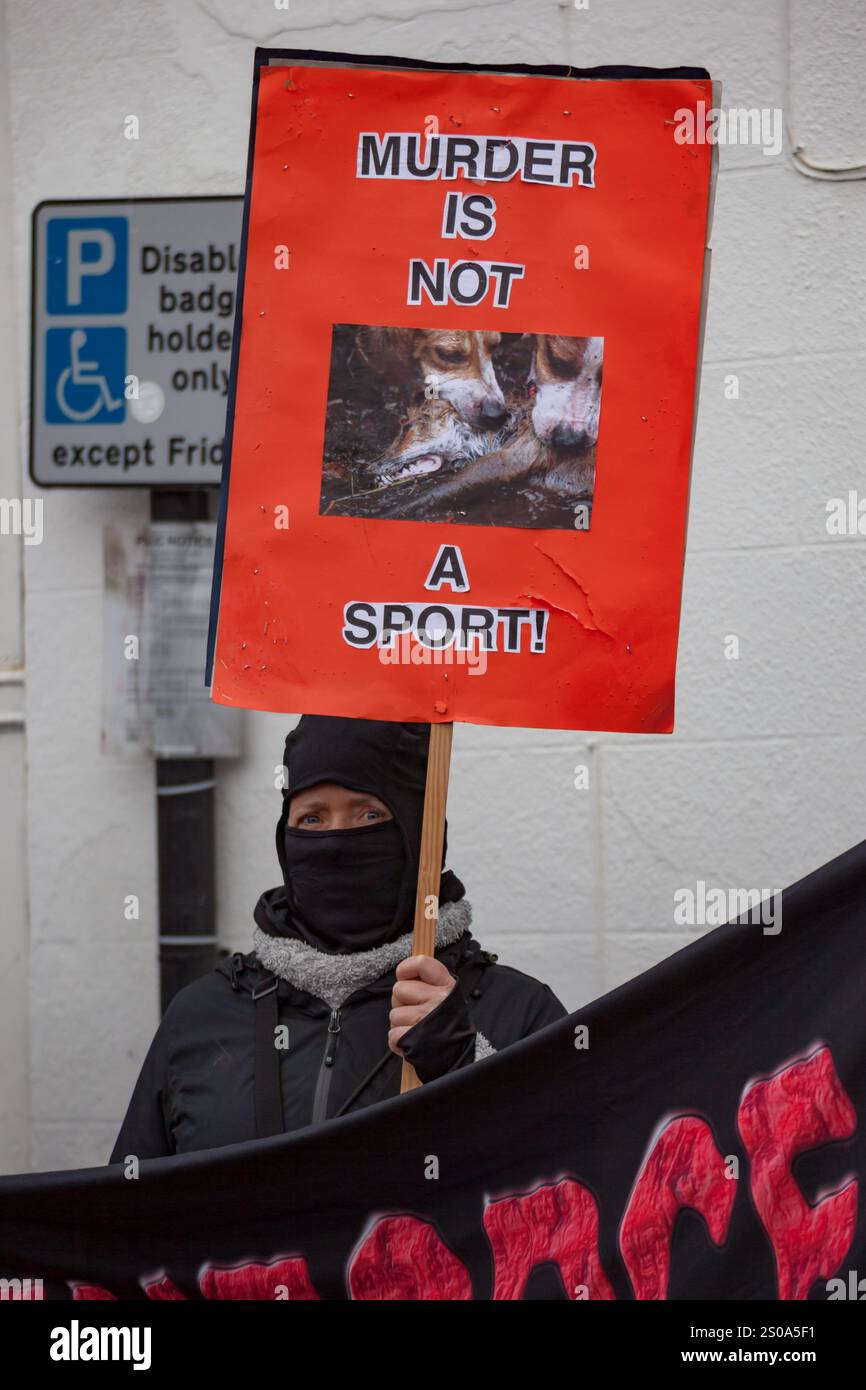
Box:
<box><xmin>108</xmin><ymin>913</ymin><xmax>566</xmax><ymax>1162</ymax></box>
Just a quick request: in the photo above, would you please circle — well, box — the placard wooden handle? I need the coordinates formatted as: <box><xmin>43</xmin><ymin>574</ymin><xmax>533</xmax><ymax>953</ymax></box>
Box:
<box><xmin>400</xmin><ymin>721</ymin><xmax>453</xmax><ymax>1094</ymax></box>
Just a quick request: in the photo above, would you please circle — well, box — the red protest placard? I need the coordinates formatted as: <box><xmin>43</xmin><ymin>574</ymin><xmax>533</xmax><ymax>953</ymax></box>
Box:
<box><xmin>209</xmin><ymin>50</ymin><xmax>715</xmax><ymax>732</ymax></box>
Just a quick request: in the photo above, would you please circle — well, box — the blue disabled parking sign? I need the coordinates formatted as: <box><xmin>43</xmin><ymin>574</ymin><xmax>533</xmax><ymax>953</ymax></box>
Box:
<box><xmin>45</xmin><ymin>327</ymin><xmax>126</xmax><ymax>424</ymax></box>
<box><xmin>31</xmin><ymin>196</ymin><xmax>243</xmax><ymax>486</ymax></box>
<box><xmin>41</xmin><ymin>214</ymin><xmax>129</xmax><ymax>429</ymax></box>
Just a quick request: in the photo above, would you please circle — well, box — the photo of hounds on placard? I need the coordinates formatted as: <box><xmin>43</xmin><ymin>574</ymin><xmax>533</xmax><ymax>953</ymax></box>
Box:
<box><xmin>320</xmin><ymin>324</ymin><xmax>603</xmax><ymax>530</ymax></box>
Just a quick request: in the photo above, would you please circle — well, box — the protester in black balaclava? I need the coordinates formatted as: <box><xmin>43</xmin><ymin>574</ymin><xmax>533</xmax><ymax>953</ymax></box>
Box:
<box><xmin>262</xmin><ymin>716</ymin><xmax>464</xmax><ymax>951</ymax></box>
<box><xmin>109</xmin><ymin>717</ymin><xmax>568</xmax><ymax>1161</ymax></box>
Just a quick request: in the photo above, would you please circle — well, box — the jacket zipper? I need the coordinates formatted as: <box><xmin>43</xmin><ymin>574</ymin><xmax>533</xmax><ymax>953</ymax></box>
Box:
<box><xmin>311</xmin><ymin>1008</ymin><xmax>342</xmax><ymax>1125</ymax></box>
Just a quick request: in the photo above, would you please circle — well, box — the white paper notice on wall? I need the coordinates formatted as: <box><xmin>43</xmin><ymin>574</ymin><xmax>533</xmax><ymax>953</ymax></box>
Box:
<box><xmin>102</xmin><ymin>521</ymin><xmax>242</xmax><ymax>758</ymax></box>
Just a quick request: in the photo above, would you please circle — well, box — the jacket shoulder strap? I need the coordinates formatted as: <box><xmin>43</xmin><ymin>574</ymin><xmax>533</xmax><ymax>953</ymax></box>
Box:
<box><xmin>252</xmin><ymin>977</ymin><xmax>284</xmax><ymax>1139</ymax></box>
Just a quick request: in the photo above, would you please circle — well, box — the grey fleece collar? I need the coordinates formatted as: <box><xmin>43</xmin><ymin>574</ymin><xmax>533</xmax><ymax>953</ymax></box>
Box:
<box><xmin>253</xmin><ymin>898</ymin><xmax>473</xmax><ymax>1010</ymax></box>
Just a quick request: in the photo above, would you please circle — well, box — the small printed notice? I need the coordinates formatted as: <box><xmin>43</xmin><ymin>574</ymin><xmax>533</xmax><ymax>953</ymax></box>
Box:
<box><xmin>103</xmin><ymin>520</ymin><xmax>242</xmax><ymax>757</ymax></box>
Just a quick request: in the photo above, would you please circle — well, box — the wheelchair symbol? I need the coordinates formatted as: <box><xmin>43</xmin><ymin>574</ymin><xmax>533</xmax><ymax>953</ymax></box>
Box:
<box><xmin>45</xmin><ymin>326</ymin><xmax>126</xmax><ymax>425</ymax></box>
<box><xmin>56</xmin><ymin>330</ymin><xmax>123</xmax><ymax>421</ymax></box>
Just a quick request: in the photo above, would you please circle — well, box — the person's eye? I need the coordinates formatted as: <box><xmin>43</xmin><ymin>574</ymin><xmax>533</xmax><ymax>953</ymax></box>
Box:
<box><xmin>362</xmin><ymin>809</ymin><xmax>385</xmax><ymax>821</ymax></box>
<box><xmin>299</xmin><ymin>813</ymin><xmax>321</xmax><ymax>826</ymax></box>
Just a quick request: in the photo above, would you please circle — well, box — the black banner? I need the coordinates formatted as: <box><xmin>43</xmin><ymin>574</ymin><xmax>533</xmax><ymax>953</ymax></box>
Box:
<box><xmin>1</xmin><ymin>838</ymin><xmax>864</xmax><ymax>1303</ymax></box>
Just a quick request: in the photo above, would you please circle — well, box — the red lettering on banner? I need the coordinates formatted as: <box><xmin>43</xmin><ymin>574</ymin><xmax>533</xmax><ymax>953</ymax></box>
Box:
<box><xmin>619</xmin><ymin>1115</ymin><xmax>736</xmax><ymax>1299</ymax></box>
<box><xmin>349</xmin><ymin>1215</ymin><xmax>472</xmax><ymax>1299</ymax></box>
<box><xmin>144</xmin><ymin>1274</ymin><xmax>186</xmax><ymax>1299</ymax></box>
<box><xmin>738</xmin><ymin>1046</ymin><xmax>858</xmax><ymax>1300</ymax></box>
<box><xmin>200</xmin><ymin>1256</ymin><xmax>321</xmax><ymax>1300</ymax></box>
<box><xmin>50</xmin><ymin>1048</ymin><xmax>860</xmax><ymax>1302</ymax></box>
<box><xmin>483</xmin><ymin>1178</ymin><xmax>614</xmax><ymax>1299</ymax></box>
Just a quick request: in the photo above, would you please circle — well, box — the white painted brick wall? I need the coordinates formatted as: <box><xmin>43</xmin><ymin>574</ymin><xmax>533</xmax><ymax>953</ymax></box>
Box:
<box><xmin>3</xmin><ymin>0</ymin><xmax>865</xmax><ymax>1172</ymax></box>
<box><xmin>0</xmin><ymin>2</ymin><xmax>29</xmax><ymax>1177</ymax></box>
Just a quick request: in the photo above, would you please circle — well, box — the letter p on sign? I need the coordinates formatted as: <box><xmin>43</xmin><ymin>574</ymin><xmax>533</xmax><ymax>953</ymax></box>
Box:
<box><xmin>46</xmin><ymin>216</ymin><xmax>128</xmax><ymax>314</ymax></box>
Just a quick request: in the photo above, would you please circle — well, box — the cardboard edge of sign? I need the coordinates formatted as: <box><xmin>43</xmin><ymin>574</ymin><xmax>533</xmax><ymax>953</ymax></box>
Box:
<box><xmin>205</xmin><ymin>47</ymin><xmax>715</xmax><ymax>694</ymax></box>
<box><xmin>676</xmin><ymin>77</ymin><xmax>721</xmax><ymax>666</ymax></box>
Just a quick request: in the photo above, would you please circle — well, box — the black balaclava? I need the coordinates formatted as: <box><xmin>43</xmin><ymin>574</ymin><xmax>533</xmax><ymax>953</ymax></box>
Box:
<box><xmin>264</xmin><ymin>716</ymin><xmax>464</xmax><ymax>954</ymax></box>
